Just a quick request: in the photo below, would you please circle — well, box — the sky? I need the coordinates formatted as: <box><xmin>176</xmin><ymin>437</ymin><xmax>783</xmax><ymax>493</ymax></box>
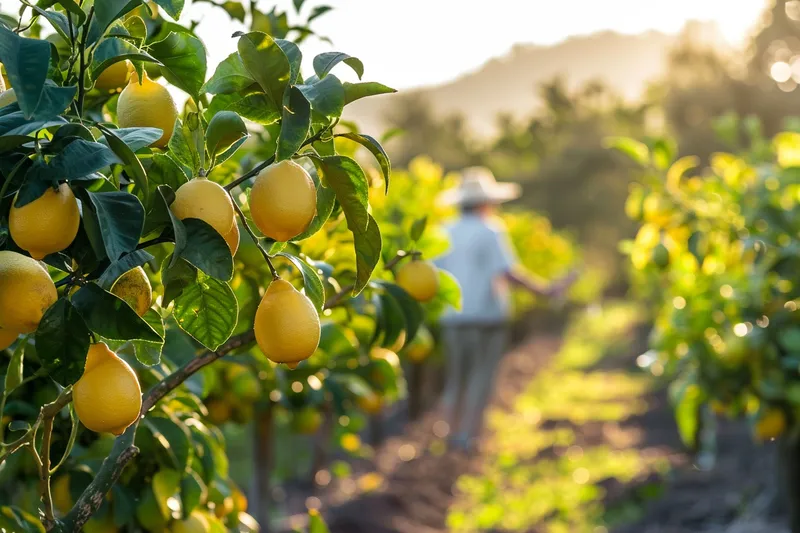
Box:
<box><xmin>189</xmin><ymin>0</ymin><xmax>767</xmax><ymax>91</ymax></box>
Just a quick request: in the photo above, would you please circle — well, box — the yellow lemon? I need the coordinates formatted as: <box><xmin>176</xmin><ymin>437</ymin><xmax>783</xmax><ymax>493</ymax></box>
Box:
<box><xmin>254</xmin><ymin>279</ymin><xmax>320</xmax><ymax>368</ymax></box>
<box><xmin>755</xmin><ymin>408</ymin><xmax>787</xmax><ymax>441</ymax></box>
<box><xmin>232</xmin><ymin>487</ymin><xmax>248</xmax><ymax>512</ymax></box>
<box><xmin>205</xmin><ymin>398</ymin><xmax>232</xmax><ymax>425</ymax></box>
<box><xmin>291</xmin><ymin>406</ymin><xmax>323</xmax><ymax>435</ymax></box>
<box><xmin>396</xmin><ymin>260</ymin><xmax>439</xmax><ymax>302</ymax></box>
<box><xmin>52</xmin><ymin>475</ymin><xmax>73</xmax><ymax>515</ymax></box>
<box><xmin>171</xmin><ymin>178</ymin><xmax>236</xmax><ymax>237</ymax></box>
<box><xmin>223</xmin><ymin>221</ymin><xmax>240</xmax><ymax>255</ymax></box>
<box><xmin>0</xmin><ymin>327</ymin><xmax>19</xmax><ymax>351</ymax></box>
<box><xmin>170</xmin><ymin>510</ymin><xmax>210</xmax><ymax>533</ymax></box>
<box><xmin>213</xmin><ymin>497</ymin><xmax>234</xmax><ymax>519</ymax></box>
<box><xmin>10</xmin><ymin>183</ymin><xmax>80</xmax><ymax>260</ymax></box>
<box><xmin>389</xmin><ymin>330</ymin><xmax>407</xmax><ymax>352</ymax></box>
<box><xmin>117</xmin><ymin>71</ymin><xmax>178</xmax><ymax>148</ymax></box>
<box><xmin>357</xmin><ymin>393</ymin><xmax>383</xmax><ymax>415</ymax></box>
<box><xmin>0</xmin><ymin>88</ymin><xmax>16</xmax><ymax>108</ymax></box>
<box><xmin>249</xmin><ymin>160</ymin><xmax>317</xmax><ymax>242</ymax></box>
<box><xmin>94</xmin><ymin>60</ymin><xmax>131</xmax><ymax>92</ymax></box>
<box><xmin>0</xmin><ymin>251</ymin><xmax>57</xmax><ymax>333</ymax></box>
<box><xmin>73</xmin><ymin>343</ymin><xmax>142</xmax><ymax>435</ymax></box>
<box><xmin>405</xmin><ymin>326</ymin><xmax>434</xmax><ymax>363</ymax></box>
<box><xmin>110</xmin><ymin>266</ymin><xmax>152</xmax><ymax>317</ymax></box>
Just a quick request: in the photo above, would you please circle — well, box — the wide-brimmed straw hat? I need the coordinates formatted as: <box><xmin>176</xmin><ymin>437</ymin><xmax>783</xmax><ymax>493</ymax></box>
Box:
<box><xmin>439</xmin><ymin>166</ymin><xmax>521</xmax><ymax>206</ymax></box>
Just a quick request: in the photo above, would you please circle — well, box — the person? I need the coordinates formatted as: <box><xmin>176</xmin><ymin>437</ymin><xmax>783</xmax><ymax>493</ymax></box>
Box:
<box><xmin>434</xmin><ymin>166</ymin><xmax>577</xmax><ymax>451</ymax></box>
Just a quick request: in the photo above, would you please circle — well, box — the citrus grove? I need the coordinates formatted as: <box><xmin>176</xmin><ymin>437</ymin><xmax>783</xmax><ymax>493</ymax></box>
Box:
<box><xmin>617</xmin><ymin>123</ymin><xmax>800</xmax><ymax>532</ymax></box>
<box><xmin>0</xmin><ymin>0</ymin><xmax>461</xmax><ymax>530</ymax></box>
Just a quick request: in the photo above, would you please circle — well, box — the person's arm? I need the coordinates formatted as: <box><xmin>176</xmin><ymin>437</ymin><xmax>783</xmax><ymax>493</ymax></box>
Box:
<box><xmin>505</xmin><ymin>267</ymin><xmax>579</xmax><ymax>299</ymax></box>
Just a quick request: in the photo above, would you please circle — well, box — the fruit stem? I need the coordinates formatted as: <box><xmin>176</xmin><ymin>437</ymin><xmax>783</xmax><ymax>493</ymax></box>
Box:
<box><xmin>228</xmin><ymin>188</ymin><xmax>280</xmax><ymax>279</ymax></box>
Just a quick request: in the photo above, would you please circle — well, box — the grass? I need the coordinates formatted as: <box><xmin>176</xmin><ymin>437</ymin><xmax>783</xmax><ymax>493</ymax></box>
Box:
<box><xmin>447</xmin><ymin>301</ymin><xmax>670</xmax><ymax>533</ymax></box>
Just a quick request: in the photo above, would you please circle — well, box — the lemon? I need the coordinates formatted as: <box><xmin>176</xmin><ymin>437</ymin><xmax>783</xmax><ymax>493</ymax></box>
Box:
<box><xmin>396</xmin><ymin>260</ymin><xmax>439</xmax><ymax>302</ymax></box>
<box><xmin>213</xmin><ymin>496</ymin><xmax>234</xmax><ymax>518</ymax></box>
<box><xmin>223</xmin><ymin>221</ymin><xmax>240</xmax><ymax>255</ymax></box>
<box><xmin>110</xmin><ymin>266</ymin><xmax>152</xmax><ymax>317</ymax></box>
<box><xmin>755</xmin><ymin>408</ymin><xmax>786</xmax><ymax>441</ymax></box>
<box><xmin>357</xmin><ymin>392</ymin><xmax>383</xmax><ymax>415</ymax></box>
<box><xmin>171</xmin><ymin>178</ymin><xmax>236</xmax><ymax>237</ymax></box>
<box><xmin>52</xmin><ymin>475</ymin><xmax>73</xmax><ymax>515</ymax></box>
<box><xmin>249</xmin><ymin>160</ymin><xmax>317</xmax><ymax>242</ymax></box>
<box><xmin>254</xmin><ymin>279</ymin><xmax>320</xmax><ymax>368</ymax></box>
<box><xmin>94</xmin><ymin>60</ymin><xmax>131</xmax><ymax>92</ymax></box>
<box><xmin>291</xmin><ymin>406</ymin><xmax>323</xmax><ymax>435</ymax></box>
<box><xmin>0</xmin><ymin>88</ymin><xmax>16</xmax><ymax>108</ymax></box>
<box><xmin>0</xmin><ymin>327</ymin><xmax>18</xmax><ymax>351</ymax></box>
<box><xmin>230</xmin><ymin>370</ymin><xmax>261</xmax><ymax>402</ymax></box>
<box><xmin>73</xmin><ymin>343</ymin><xmax>142</xmax><ymax>435</ymax></box>
<box><xmin>10</xmin><ymin>183</ymin><xmax>80</xmax><ymax>260</ymax></box>
<box><xmin>117</xmin><ymin>71</ymin><xmax>178</xmax><ymax>148</ymax></box>
<box><xmin>232</xmin><ymin>487</ymin><xmax>248</xmax><ymax>512</ymax></box>
<box><xmin>0</xmin><ymin>251</ymin><xmax>57</xmax><ymax>333</ymax></box>
<box><xmin>388</xmin><ymin>330</ymin><xmax>407</xmax><ymax>352</ymax></box>
<box><xmin>205</xmin><ymin>398</ymin><xmax>232</xmax><ymax>425</ymax></box>
<box><xmin>170</xmin><ymin>510</ymin><xmax>210</xmax><ymax>533</ymax></box>
<box><xmin>405</xmin><ymin>326</ymin><xmax>434</xmax><ymax>363</ymax></box>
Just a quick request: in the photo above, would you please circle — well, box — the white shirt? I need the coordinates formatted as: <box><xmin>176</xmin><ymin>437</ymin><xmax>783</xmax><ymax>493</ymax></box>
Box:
<box><xmin>434</xmin><ymin>214</ymin><xmax>517</xmax><ymax>325</ymax></box>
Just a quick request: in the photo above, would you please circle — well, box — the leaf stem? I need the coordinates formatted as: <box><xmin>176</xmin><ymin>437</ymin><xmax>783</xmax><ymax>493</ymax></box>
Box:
<box><xmin>228</xmin><ymin>191</ymin><xmax>280</xmax><ymax>279</ymax></box>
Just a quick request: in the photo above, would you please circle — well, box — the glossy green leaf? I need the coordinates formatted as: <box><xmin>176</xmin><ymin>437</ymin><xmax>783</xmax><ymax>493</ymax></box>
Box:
<box><xmin>276</xmin><ymin>86</ymin><xmax>310</xmax><ymax>161</ymax></box>
<box><xmin>309</xmin><ymin>510</ymin><xmax>331</xmax><ymax>533</ymax></box>
<box><xmin>221</xmin><ymin>1</ymin><xmax>245</xmax><ymax>21</ymax></box>
<box><xmin>275</xmin><ymin>38</ymin><xmax>302</xmax><ymax>84</ymax></box>
<box><xmin>97</xmin><ymin>125</ymin><xmax>157</xmax><ymax>203</ymax></box>
<box><xmin>376</xmin><ymin>291</ymin><xmax>404</xmax><ymax>349</ymax></box>
<box><xmin>149</xmin><ymin>32</ymin><xmax>207</xmax><ymax>97</ymax></box>
<box><xmin>605</xmin><ymin>136</ymin><xmax>649</xmax><ymax>166</ymax></box>
<box><xmin>311</xmin><ymin>156</ymin><xmax>368</xmax><ymax>230</ymax></box>
<box><xmin>313</xmin><ymin>52</ymin><xmax>363</xmax><ymax>79</ymax></box>
<box><xmin>0</xmin><ymin>25</ymin><xmax>49</xmax><ymax>118</ymax></box>
<box><xmin>342</xmin><ymin>81</ymin><xmax>396</xmax><ymax>106</ymax></box>
<box><xmin>297</xmin><ymin>74</ymin><xmax>344</xmax><ymax>118</ymax></box>
<box><xmin>98</xmin><ymin>250</ymin><xmax>155</xmax><ymax>290</ymax></box>
<box><xmin>207</xmin><ymin>92</ymin><xmax>281</xmax><ymax>125</ymax></box>
<box><xmin>72</xmin><ymin>283</ymin><xmax>162</xmax><ymax>342</ymax></box>
<box><xmin>90</xmin><ymin>37</ymin><xmax>161</xmax><ymax>81</ymax></box>
<box><xmin>173</xmin><ymin>275</ymin><xmax>238</xmax><ymax>350</ymax></box>
<box><xmin>4</xmin><ymin>336</ymin><xmax>25</xmax><ymax>392</ymax></box>
<box><xmin>0</xmin><ymin>506</ymin><xmax>45</xmax><ymax>533</ymax></box>
<box><xmin>152</xmin><ymin>0</ymin><xmax>185</xmax><ymax>19</ymax></box>
<box><xmin>336</xmin><ymin>132</ymin><xmax>390</xmax><ymax>191</ymax></box>
<box><xmin>180</xmin><ymin>472</ymin><xmax>206</xmax><ymax>518</ymax></box>
<box><xmin>35</xmin><ymin>298</ymin><xmax>90</xmax><ymax>386</ymax></box>
<box><xmin>162</xmin><ymin>255</ymin><xmax>197</xmax><ymax>307</ymax></box>
<box><xmin>237</xmin><ymin>31</ymin><xmax>291</xmax><ymax>109</ymax></box>
<box><xmin>82</xmin><ymin>191</ymin><xmax>145</xmax><ymax>261</ymax></box>
<box><xmin>202</xmin><ymin>52</ymin><xmax>254</xmax><ymax>95</ymax></box>
<box><xmin>376</xmin><ymin>281</ymin><xmax>423</xmax><ymax>342</ymax></box>
<box><xmin>180</xmin><ymin>218</ymin><xmax>234</xmax><ymax>281</ymax></box>
<box><xmin>205</xmin><ymin>110</ymin><xmax>248</xmax><ymax>156</ymax></box>
<box><xmin>293</xmin><ymin>164</ymin><xmax>336</xmax><ymax>240</ymax></box>
<box><xmin>87</xmin><ymin>0</ymin><xmax>141</xmax><ymax>45</ymax></box>
<box><xmin>276</xmin><ymin>252</ymin><xmax>324</xmax><ymax>311</ymax></box>
<box><xmin>131</xmin><ymin>309</ymin><xmax>165</xmax><ymax>366</ymax></box>
<box><xmin>351</xmin><ymin>215</ymin><xmax>382</xmax><ymax>295</ymax></box>
<box><xmin>307</xmin><ymin>5</ymin><xmax>332</xmax><ymax>23</ymax></box>
<box><xmin>144</xmin><ymin>415</ymin><xmax>193</xmax><ymax>471</ymax></box>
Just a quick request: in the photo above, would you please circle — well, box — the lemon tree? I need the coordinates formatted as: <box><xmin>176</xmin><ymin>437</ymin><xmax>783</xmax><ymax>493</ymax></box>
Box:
<box><xmin>616</xmin><ymin>123</ymin><xmax>800</xmax><ymax>532</ymax></box>
<box><xmin>0</xmin><ymin>1</ymin><xmax>433</xmax><ymax>531</ymax></box>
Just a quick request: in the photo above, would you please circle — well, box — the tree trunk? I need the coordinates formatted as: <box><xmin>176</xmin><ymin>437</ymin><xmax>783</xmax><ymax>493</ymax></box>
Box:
<box><xmin>251</xmin><ymin>403</ymin><xmax>273</xmax><ymax>533</ymax></box>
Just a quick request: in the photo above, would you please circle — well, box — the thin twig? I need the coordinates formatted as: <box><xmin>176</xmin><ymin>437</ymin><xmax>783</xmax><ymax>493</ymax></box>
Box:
<box><xmin>323</xmin><ymin>251</ymin><xmax>411</xmax><ymax>309</ymax></box>
<box><xmin>76</xmin><ymin>6</ymin><xmax>95</xmax><ymax>118</ymax></box>
<box><xmin>40</xmin><ymin>416</ymin><xmax>55</xmax><ymax>523</ymax></box>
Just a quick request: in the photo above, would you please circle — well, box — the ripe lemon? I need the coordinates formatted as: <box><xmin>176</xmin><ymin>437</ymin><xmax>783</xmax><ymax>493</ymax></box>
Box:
<box><xmin>0</xmin><ymin>327</ymin><xmax>18</xmax><ymax>351</ymax></box>
<box><xmin>117</xmin><ymin>71</ymin><xmax>178</xmax><ymax>148</ymax></box>
<box><xmin>0</xmin><ymin>88</ymin><xmax>16</xmax><ymax>108</ymax></box>
<box><xmin>755</xmin><ymin>408</ymin><xmax>787</xmax><ymax>441</ymax></box>
<box><xmin>357</xmin><ymin>392</ymin><xmax>383</xmax><ymax>415</ymax></box>
<box><xmin>94</xmin><ymin>60</ymin><xmax>131</xmax><ymax>92</ymax></box>
<box><xmin>405</xmin><ymin>326</ymin><xmax>434</xmax><ymax>363</ymax></box>
<box><xmin>389</xmin><ymin>330</ymin><xmax>407</xmax><ymax>352</ymax></box>
<box><xmin>170</xmin><ymin>510</ymin><xmax>210</xmax><ymax>533</ymax></box>
<box><xmin>0</xmin><ymin>251</ymin><xmax>57</xmax><ymax>333</ymax></box>
<box><xmin>232</xmin><ymin>487</ymin><xmax>248</xmax><ymax>512</ymax></box>
<box><xmin>223</xmin><ymin>221</ymin><xmax>240</xmax><ymax>255</ymax></box>
<box><xmin>10</xmin><ymin>183</ymin><xmax>80</xmax><ymax>260</ymax></box>
<box><xmin>171</xmin><ymin>178</ymin><xmax>236</xmax><ymax>237</ymax></box>
<box><xmin>249</xmin><ymin>160</ymin><xmax>317</xmax><ymax>242</ymax></box>
<box><xmin>110</xmin><ymin>266</ymin><xmax>152</xmax><ymax>317</ymax></box>
<box><xmin>52</xmin><ymin>475</ymin><xmax>73</xmax><ymax>515</ymax></box>
<box><xmin>291</xmin><ymin>406</ymin><xmax>323</xmax><ymax>435</ymax></box>
<box><xmin>73</xmin><ymin>343</ymin><xmax>142</xmax><ymax>435</ymax></box>
<box><xmin>396</xmin><ymin>260</ymin><xmax>439</xmax><ymax>302</ymax></box>
<box><xmin>254</xmin><ymin>279</ymin><xmax>320</xmax><ymax>368</ymax></box>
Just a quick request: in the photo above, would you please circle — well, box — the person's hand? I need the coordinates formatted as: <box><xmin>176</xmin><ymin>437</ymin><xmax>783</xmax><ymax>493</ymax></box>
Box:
<box><xmin>546</xmin><ymin>268</ymin><xmax>580</xmax><ymax>301</ymax></box>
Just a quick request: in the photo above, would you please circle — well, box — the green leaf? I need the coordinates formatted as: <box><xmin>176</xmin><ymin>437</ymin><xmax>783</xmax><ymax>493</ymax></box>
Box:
<box><xmin>90</xmin><ymin>37</ymin><xmax>161</xmax><ymax>81</ymax></box>
<box><xmin>40</xmin><ymin>0</ymin><xmax>86</xmax><ymax>25</ymax></box>
<box><xmin>375</xmin><ymin>281</ymin><xmax>423</xmax><ymax>342</ymax></box>
<box><xmin>779</xmin><ymin>327</ymin><xmax>800</xmax><ymax>352</ymax></box>
<box><xmin>352</xmin><ymin>215</ymin><xmax>382</xmax><ymax>295</ymax></box>
<box><xmin>307</xmin><ymin>5</ymin><xmax>332</xmax><ymax>23</ymax></box>
<box><xmin>436</xmin><ymin>269</ymin><xmax>462</xmax><ymax>311</ymax></box>
<box><xmin>207</xmin><ymin>92</ymin><xmax>281</xmax><ymax>125</ymax></box>
<box><xmin>152</xmin><ymin>0</ymin><xmax>185</xmax><ymax>19</ymax></box>
<box><xmin>98</xmin><ymin>250</ymin><xmax>154</xmax><ymax>290</ymax></box>
<box><xmin>670</xmin><ymin>380</ymin><xmax>703</xmax><ymax>449</ymax></box>
<box><xmin>293</xmin><ymin>164</ymin><xmax>336</xmax><ymax>240</ymax></box>
<box><xmin>220</xmin><ymin>1</ymin><xmax>245</xmax><ymax>21</ymax></box>
<box><xmin>342</xmin><ymin>81</ymin><xmax>396</xmax><ymax>106</ymax></box>
<box><xmin>202</xmin><ymin>52</ymin><xmax>254</xmax><ymax>95</ymax></box>
<box><xmin>168</xmin><ymin>116</ymin><xmax>203</xmax><ymax>175</ymax></box>
<box><xmin>409</xmin><ymin>216</ymin><xmax>427</xmax><ymax>242</ymax></box>
<box><xmin>275</xmin><ymin>39</ymin><xmax>302</xmax><ymax>84</ymax></box>
<box><xmin>0</xmin><ymin>25</ymin><xmax>49</xmax><ymax>118</ymax></box>
<box><xmin>180</xmin><ymin>218</ymin><xmax>234</xmax><ymax>281</ymax></box>
<box><xmin>313</xmin><ymin>52</ymin><xmax>363</xmax><ymax>79</ymax></box>
<box><xmin>131</xmin><ymin>309</ymin><xmax>165</xmax><ymax>365</ymax></box>
<box><xmin>35</xmin><ymin>298</ymin><xmax>91</xmax><ymax>386</ymax></box>
<box><xmin>312</xmin><ymin>156</ymin><xmax>368</xmax><ymax>230</ymax></box>
<box><xmin>173</xmin><ymin>275</ymin><xmax>238</xmax><ymax>350</ymax></box>
<box><xmin>97</xmin><ymin>125</ymin><xmax>157</xmax><ymax>203</ymax></box>
<box><xmin>144</xmin><ymin>415</ymin><xmax>193</xmax><ymax>471</ymax></box>
<box><xmin>82</xmin><ymin>191</ymin><xmax>145</xmax><ymax>261</ymax></box>
<box><xmin>276</xmin><ymin>86</ymin><xmax>311</xmax><ymax>161</ymax></box>
<box><xmin>28</xmin><ymin>7</ymin><xmax>73</xmax><ymax>42</ymax></box>
<box><xmin>205</xmin><ymin>110</ymin><xmax>248</xmax><ymax>157</ymax></box>
<box><xmin>309</xmin><ymin>510</ymin><xmax>331</xmax><ymax>533</ymax></box>
<box><xmin>276</xmin><ymin>252</ymin><xmax>324</xmax><ymax>311</ymax></box>
<box><xmin>0</xmin><ymin>506</ymin><xmax>45</xmax><ymax>533</ymax></box>
<box><xmin>297</xmin><ymin>74</ymin><xmax>344</xmax><ymax>118</ymax></box>
<box><xmin>293</xmin><ymin>0</ymin><xmax>306</xmax><ymax>12</ymax></box>
<box><xmin>4</xmin><ymin>336</ymin><xmax>26</xmax><ymax>393</ymax></box>
<box><xmin>149</xmin><ymin>32</ymin><xmax>207</xmax><ymax>97</ymax></box>
<box><xmin>139</xmin><ymin>159</ymin><xmax>187</xmax><ymax>235</ymax></box>
<box><xmin>605</xmin><ymin>136</ymin><xmax>649</xmax><ymax>166</ymax></box>
<box><xmin>87</xmin><ymin>0</ymin><xmax>141</xmax><ymax>45</ymax></box>
<box><xmin>651</xmin><ymin>137</ymin><xmax>676</xmax><ymax>170</ymax></box>
<box><xmin>158</xmin><ymin>185</ymin><xmax>188</xmax><ymax>265</ymax></box>
<box><xmin>336</xmin><ymin>133</ymin><xmax>390</xmax><ymax>192</ymax></box>
<box><xmin>376</xmin><ymin>291</ymin><xmax>404</xmax><ymax>349</ymax></box>
<box><xmin>180</xmin><ymin>472</ymin><xmax>206</xmax><ymax>518</ymax></box>
<box><xmin>150</xmin><ymin>469</ymin><xmax>181</xmax><ymax>517</ymax></box>
<box><xmin>237</xmin><ymin>31</ymin><xmax>291</xmax><ymax>109</ymax></box>
<box><xmin>72</xmin><ymin>283</ymin><xmax>162</xmax><ymax>342</ymax></box>
<box><xmin>162</xmin><ymin>255</ymin><xmax>197</xmax><ymax>307</ymax></box>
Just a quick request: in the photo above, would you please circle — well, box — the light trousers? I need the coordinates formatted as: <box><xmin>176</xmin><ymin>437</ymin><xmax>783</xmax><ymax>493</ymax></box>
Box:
<box><xmin>440</xmin><ymin>323</ymin><xmax>509</xmax><ymax>442</ymax></box>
